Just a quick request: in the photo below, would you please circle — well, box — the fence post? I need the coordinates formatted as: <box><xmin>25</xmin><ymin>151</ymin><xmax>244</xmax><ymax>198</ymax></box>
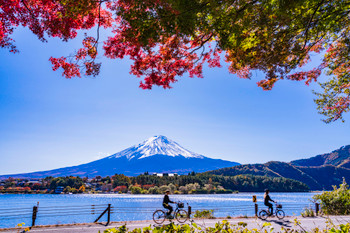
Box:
<box><xmin>107</xmin><ymin>204</ymin><xmax>111</xmax><ymax>226</ymax></box>
<box><xmin>315</xmin><ymin>203</ymin><xmax>319</xmax><ymax>216</ymax></box>
<box><xmin>252</xmin><ymin>195</ymin><xmax>258</xmax><ymax>217</ymax></box>
<box><xmin>94</xmin><ymin>204</ymin><xmax>111</xmax><ymax>226</ymax></box>
<box><xmin>188</xmin><ymin>205</ymin><xmax>192</xmax><ymax>219</ymax></box>
<box><xmin>31</xmin><ymin>205</ymin><xmax>38</xmax><ymax>227</ymax></box>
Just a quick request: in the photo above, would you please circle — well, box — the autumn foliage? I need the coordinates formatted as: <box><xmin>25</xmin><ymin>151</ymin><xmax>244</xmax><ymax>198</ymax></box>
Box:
<box><xmin>1</xmin><ymin>0</ymin><xmax>350</xmax><ymax>122</ymax></box>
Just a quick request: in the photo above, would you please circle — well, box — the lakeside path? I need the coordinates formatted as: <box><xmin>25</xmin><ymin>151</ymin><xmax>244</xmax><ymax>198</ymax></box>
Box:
<box><xmin>2</xmin><ymin>216</ymin><xmax>350</xmax><ymax>233</ymax></box>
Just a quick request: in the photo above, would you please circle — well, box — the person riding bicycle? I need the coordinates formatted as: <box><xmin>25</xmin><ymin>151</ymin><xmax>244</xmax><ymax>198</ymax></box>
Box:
<box><xmin>264</xmin><ymin>189</ymin><xmax>275</xmax><ymax>215</ymax></box>
<box><xmin>163</xmin><ymin>190</ymin><xmax>175</xmax><ymax>217</ymax></box>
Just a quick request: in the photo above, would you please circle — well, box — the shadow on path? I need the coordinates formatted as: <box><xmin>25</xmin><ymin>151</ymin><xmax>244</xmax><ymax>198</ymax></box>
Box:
<box><xmin>261</xmin><ymin>219</ymin><xmax>292</xmax><ymax>228</ymax></box>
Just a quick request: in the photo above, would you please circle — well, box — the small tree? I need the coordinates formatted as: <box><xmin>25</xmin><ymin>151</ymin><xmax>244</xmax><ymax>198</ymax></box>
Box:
<box><xmin>314</xmin><ymin>178</ymin><xmax>350</xmax><ymax>215</ymax></box>
<box><xmin>129</xmin><ymin>186</ymin><xmax>142</xmax><ymax>194</ymax></box>
<box><xmin>71</xmin><ymin>188</ymin><xmax>78</xmax><ymax>194</ymax></box>
<box><xmin>64</xmin><ymin>186</ymin><xmax>72</xmax><ymax>193</ymax></box>
<box><xmin>168</xmin><ymin>183</ymin><xmax>177</xmax><ymax>193</ymax></box>
<box><xmin>78</xmin><ymin>185</ymin><xmax>86</xmax><ymax>193</ymax></box>
<box><xmin>159</xmin><ymin>185</ymin><xmax>170</xmax><ymax>193</ymax></box>
<box><xmin>179</xmin><ymin>186</ymin><xmax>187</xmax><ymax>194</ymax></box>
<box><xmin>148</xmin><ymin>186</ymin><xmax>160</xmax><ymax>194</ymax></box>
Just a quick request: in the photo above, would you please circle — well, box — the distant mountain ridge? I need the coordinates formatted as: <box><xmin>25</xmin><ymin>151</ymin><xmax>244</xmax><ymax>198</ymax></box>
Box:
<box><xmin>3</xmin><ymin>136</ymin><xmax>349</xmax><ymax>191</ymax></box>
<box><xmin>209</xmin><ymin>145</ymin><xmax>350</xmax><ymax>190</ymax></box>
<box><xmin>0</xmin><ymin>135</ymin><xmax>239</xmax><ymax>178</ymax></box>
<box><xmin>291</xmin><ymin>145</ymin><xmax>350</xmax><ymax>168</ymax></box>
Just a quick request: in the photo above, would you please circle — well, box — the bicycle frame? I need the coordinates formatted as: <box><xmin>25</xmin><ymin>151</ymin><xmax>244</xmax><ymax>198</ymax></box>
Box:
<box><xmin>264</xmin><ymin>203</ymin><xmax>281</xmax><ymax>214</ymax></box>
<box><xmin>153</xmin><ymin>202</ymin><xmax>188</xmax><ymax>224</ymax></box>
<box><xmin>258</xmin><ymin>203</ymin><xmax>285</xmax><ymax>220</ymax></box>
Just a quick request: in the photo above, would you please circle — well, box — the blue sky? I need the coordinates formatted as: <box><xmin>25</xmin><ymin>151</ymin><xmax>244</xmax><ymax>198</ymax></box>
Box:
<box><xmin>0</xmin><ymin>28</ymin><xmax>349</xmax><ymax>175</ymax></box>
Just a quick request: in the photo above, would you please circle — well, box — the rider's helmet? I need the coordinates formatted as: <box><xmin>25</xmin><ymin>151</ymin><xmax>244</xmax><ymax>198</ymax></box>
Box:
<box><xmin>264</xmin><ymin>189</ymin><xmax>269</xmax><ymax>192</ymax></box>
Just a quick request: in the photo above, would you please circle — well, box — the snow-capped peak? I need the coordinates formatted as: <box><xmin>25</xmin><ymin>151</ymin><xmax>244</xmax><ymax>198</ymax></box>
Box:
<box><xmin>137</xmin><ymin>135</ymin><xmax>203</xmax><ymax>159</ymax></box>
<box><xmin>110</xmin><ymin>135</ymin><xmax>204</xmax><ymax>160</ymax></box>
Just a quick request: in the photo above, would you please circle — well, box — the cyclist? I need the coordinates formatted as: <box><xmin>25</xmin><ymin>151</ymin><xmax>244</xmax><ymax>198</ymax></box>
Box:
<box><xmin>264</xmin><ymin>189</ymin><xmax>275</xmax><ymax>215</ymax></box>
<box><xmin>163</xmin><ymin>190</ymin><xmax>175</xmax><ymax>218</ymax></box>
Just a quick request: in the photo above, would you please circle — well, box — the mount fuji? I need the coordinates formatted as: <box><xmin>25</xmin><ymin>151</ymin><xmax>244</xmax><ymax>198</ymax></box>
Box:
<box><xmin>0</xmin><ymin>135</ymin><xmax>240</xmax><ymax>178</ymax></box>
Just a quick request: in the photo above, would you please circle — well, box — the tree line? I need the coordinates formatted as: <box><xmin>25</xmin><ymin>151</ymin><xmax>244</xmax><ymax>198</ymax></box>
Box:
<box><xmin>0</xmin><ymin>172</ymin><xmax>309</xmax><ymax>194</ymax></box>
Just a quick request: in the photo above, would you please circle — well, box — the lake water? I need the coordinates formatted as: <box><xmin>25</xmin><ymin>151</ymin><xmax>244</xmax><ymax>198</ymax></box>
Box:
<box><xmin>0</xmin><ymin>192</ymin><xmax>318</xmax><ymax>228</ymax></box>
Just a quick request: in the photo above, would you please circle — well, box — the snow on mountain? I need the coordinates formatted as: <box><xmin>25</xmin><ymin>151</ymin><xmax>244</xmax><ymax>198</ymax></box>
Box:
<box><xmin>110</xmin><ymin>135</ymin><xmax>204</xmax><ymax>160</ymax></box>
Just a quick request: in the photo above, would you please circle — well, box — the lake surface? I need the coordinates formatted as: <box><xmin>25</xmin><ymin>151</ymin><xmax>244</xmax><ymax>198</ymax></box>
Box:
<box><xmin>0</xmin><ymin>192</ymin><xmax>318</xmax><ymax>228</ymax></box>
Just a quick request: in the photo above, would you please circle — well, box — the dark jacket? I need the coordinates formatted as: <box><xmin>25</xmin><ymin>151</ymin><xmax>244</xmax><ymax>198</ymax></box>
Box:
<box><xmin>163</xmin><ymin>194</ymin><xmax>174</xmax><ymax>206</ymax></box>
<box><xmin>264</xmin><ymin>194</ymin><xmax>274</xmax><ymax>204</ymax></box>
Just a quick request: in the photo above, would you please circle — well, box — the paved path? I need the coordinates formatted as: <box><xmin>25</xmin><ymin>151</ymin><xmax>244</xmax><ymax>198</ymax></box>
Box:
<box><xmin>1</xmin><ymin>216</ymin><xmax>350</xmax><ymax>233</ymax></box>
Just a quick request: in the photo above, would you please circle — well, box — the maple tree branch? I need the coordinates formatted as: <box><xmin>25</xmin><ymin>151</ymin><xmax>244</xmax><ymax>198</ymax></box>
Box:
<box><xmin>302</xmin><ymin>2</ymin><xmax>350</xmax><ymax>51</ymax></box>
<box><xmin>319</xmin><ymin>8</ymin><xmax>350</xmax><ymax>22</ymax></box>
<box><xmin>189</xmin><ymin>34</ymin><xmax>213</xmax><ymax>55</ymax></box>
<box><xmin>93</xmin><ymin>0</ymin><xmax>102</xmax><ymax>50</ymax></box>
<box><xmin>302</xmin><ymin>0</ymin><xmax>326</xmax><ymax>50</ymax></box>
<box><xmin>291</xmin><ymin>33</ymin><xmax>327</xmax><ymax>72</ymax></box>
<box><xmin>213</xmin><ymin>42</ymin><xmax>220</xmax><ymax>53</ymax></box>
<box><xmin>20</xmin><ymin>0</ymin><xmax>47</xmax><ymax>42</ymax></box>
<box><xmin>21</xmin><ymin>0</ymin><xmax>36</xmax><ymax>19</ymax></box>
<box><xmin>193</xmin><ymin>46</ymin><xmax>206</xmax><ymax>64</ymax></box>
<box><xmin>293</xmin><ymin>7</ymin><xmax>350</xmax><ymax>69</ymax></box>
<box><xmin>229</xmin><ymin>0</ymin><xmax>259</xmax><ymax>20</ymax></box>
<box><xmin>156</xmin><ymin>1</ymin><xmax>211</xmax><ymax>20</ymax></box>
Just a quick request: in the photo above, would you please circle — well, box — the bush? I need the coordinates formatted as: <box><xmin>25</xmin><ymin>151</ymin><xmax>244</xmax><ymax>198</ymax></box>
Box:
<box><xmin>216</xmin><ymin>189</ymin><xmax>233</xmax><ymax>194</ymax></box>
<box><xmin>191</xmin><ymin>189</ymin><xmax>208</xmax><ymax>194</ymax></box>
<box><xmin>168</xmin><ymin>183</ymin><xmax>177</xmax><ymax>192</ymax></box>
<box><xmin>301</xmin><ymin>207</ymin><xmax>315</xmax><ymax>217</ymax></box>
<box><xmin>159</xmin><ymin>185</ymin><xmax>170</xmax><ymax>193</ymax></box>
<box><xmin>129</xmin><ymin>186</ymin><xmax>142</xmax><ymax>194</ymax></box>
<box><xmin>193</xmin><ymin>209</ymin><xmax>215</xmax><ymax>219</ymax></box>
<box><xmin>313</xmin><ymin>178</ymin><xmax>350</xmax><ymax>215</ymax></box>
<box><xmin>63</xmin><ymin>186</ymin><xmax>72</xmax><ymax>193</ymax></box>
<box><xmin>148</xmin><ymin>186</ymin><xmax>160</xmax><ymax>194</ymax></box>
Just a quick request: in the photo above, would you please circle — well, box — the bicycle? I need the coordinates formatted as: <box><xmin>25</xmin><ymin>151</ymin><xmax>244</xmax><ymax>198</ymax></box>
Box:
<box><xmin>153</xmin><ymin>202</ymin><xmax>189</xmax><ymax>224</ymax></box>
<box><xmin>258</xmin><ymin>203</ymin><xmax>285</xmax><ymax>220</ymax></box>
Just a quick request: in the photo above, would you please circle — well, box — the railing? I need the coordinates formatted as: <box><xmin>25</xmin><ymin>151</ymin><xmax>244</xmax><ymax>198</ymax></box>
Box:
<box><xmin>0</xmin><ymin>204</ymin><xmax>113</xmax><ymax>229</ymax></box>
<box><xmin>191</xmin><ymin>203</ymin><xmax>319</xmax><ymax>217</ymax></box>
<box><xmin>0</xmin><ymin>206</ymin><xmax>33</xmax><ymax>221</ymax></box>
<box><xmin>0</xmin><ymin>202</ymin><xmax>320</xmax><ymax>229</ymax></box>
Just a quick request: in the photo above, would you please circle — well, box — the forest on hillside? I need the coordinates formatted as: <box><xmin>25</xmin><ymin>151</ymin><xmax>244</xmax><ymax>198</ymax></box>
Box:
<box><xmin>208</xmin><ymin>161</ymin><xmax>350</xmax><ymax>190</ymax></box>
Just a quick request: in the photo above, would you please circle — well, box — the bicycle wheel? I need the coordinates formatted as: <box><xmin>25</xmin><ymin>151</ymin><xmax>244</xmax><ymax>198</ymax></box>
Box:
<box><xmin>175</xmin><ymin>209</ymin><xmax>188</xmax><ymax>223</ymax></box>
<box><xmin>259</xmin><ymin>210</ymin><xmax>269</xmax><ymax>220</ymax></box>
<box><xmin>276</xmin><ymin>210</ymin><xmax>285</xmax><ymax>220</ymax></box>
<box><xmin>153</xmin><ymin>210</ymin><xmax>166</xmax><ymax>224</ymax></box>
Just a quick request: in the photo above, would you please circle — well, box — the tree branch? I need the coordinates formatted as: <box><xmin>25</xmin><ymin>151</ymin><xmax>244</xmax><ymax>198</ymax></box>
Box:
<box><xmin>21</xmin><ymin>0</ymin><xmax>36</xmax><ymax>19</ymax></box>
<box><xmin>302</xmin><ymin>0</ymin><xmax>326</xmax><ymax>50</ymax></box>
<box><xmin>93</xmin><ymin>0</ymin><xmax>102</xmax><ymax>50</ymax></box>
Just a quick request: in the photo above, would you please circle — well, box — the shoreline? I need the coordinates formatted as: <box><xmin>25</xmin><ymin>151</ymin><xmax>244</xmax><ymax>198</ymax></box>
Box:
<box><xmin>0</xmin><ymin>191</ymin><xmax>317</xmax><ymax>195</ymax></box>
